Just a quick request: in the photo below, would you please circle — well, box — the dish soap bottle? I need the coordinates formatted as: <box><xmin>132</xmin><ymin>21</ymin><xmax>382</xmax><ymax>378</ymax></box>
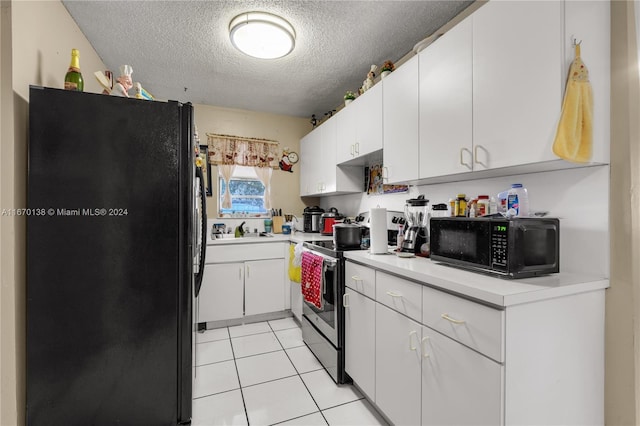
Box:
<box><xmin>64</xmin><ymin>49</ymin><xmax>84</xmax><ymax>92</ymax></box>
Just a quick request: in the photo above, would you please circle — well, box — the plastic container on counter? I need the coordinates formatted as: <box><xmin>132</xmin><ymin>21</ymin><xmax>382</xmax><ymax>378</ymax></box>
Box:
<box><xmin>476</xmin><ymin>195</ymin><xmax>490</xmax><ymax>217</ymax></box>
<box><xmin>507</xmin><ymin>183</ymin><xmax>530</xmax><ymax>217</ymax></box>
<box><xmin>497</xmin><ymin>190</ymin><xmax>509</xmax><ymax>213</ymax></box>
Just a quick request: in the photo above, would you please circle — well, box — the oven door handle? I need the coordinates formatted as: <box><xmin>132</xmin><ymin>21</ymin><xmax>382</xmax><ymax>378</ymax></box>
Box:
<box><xmin>322</xmin><ymin>258</ymin><xmax>337</xmax><ymax>296</ymax></box>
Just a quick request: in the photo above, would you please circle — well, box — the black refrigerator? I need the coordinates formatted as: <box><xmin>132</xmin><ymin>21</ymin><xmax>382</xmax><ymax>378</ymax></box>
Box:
<box><xmin>26</xmin><ymin>86</ymin><xmax>207</xmax><ymax>425</ymax></box>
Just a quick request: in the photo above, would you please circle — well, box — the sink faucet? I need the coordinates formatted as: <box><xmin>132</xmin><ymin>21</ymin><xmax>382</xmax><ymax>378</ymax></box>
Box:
<box><xmin>234</xmin><ymin>221</ymin><xmax>246</xmax><ymax>237</ymax></box>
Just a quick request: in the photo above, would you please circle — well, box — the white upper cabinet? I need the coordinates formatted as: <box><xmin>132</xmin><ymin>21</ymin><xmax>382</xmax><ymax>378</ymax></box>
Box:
<box><xmin>299</xmin><ymin>115</ymin><xmax>362</xmax><ymax>197</ymax></box>
<box><xmin>337</xmin><ymin>83</ymin><xmax>383</xmax><ymax>165</ymax></box>
<box><xmin>299</xmin><ymin>127</ymin><xmax>320</xmax><ymax>196</ymax></box>
<box><xmin>336</xmin><ymin>103</ymin><xmax>357</xmax><ymax>164</ymax></box>
<box><xmin>301</xmin><ymin>0</ymin><xmax>609</xmax><ymax>192</ymax></box>
<box><xmin>383</xmin><ymin>54</ymin><xmax>419</xmax><ymax>183</ymax></box>
<box><xmin>419</xmin><ymin>17</ymin><xmax>473</xmax><ymax>179</ymax></box>
<box><xmin>564</xmin><ymin>0</ymin><xmax>610</xmax><ymax>164</ymax></box>
<box><xmin>472</xmin><ymin>0</ymin><xmax>562</xmax><ymax>170</ymax></box>
<box><xmin>319</xmin><ymin>115</ymin><xmax>338</xmax><ymax>194</ymax></box>
<box><xmin>356</xmin><ymin>82</ymin><xmax>384</xmax><ymax>159</ymax></box>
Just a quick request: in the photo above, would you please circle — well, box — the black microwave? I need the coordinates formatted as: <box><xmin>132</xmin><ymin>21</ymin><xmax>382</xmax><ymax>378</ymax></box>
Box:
<box><xmin>430</xmin><ymin>216</ymin><xmax>559</xmax><ymax>279</ymax></box>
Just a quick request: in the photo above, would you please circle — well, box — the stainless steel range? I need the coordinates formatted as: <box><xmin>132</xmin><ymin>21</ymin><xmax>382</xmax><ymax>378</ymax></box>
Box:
<box><xmin>301</xmin><ymin>240</ymin><xmax>360</xmax><ymax>384</ymax></box>
<box><xmin>301</xmin><ymin>212</ymin><xmax>403</xmax><ymax>384</ymax></box>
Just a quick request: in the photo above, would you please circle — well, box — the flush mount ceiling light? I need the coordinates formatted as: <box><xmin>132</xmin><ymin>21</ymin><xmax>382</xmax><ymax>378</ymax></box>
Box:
<box><xmin>229</xmin><ymin>12</ymin><xmax>296</xmax><ymax>59</ymax></box>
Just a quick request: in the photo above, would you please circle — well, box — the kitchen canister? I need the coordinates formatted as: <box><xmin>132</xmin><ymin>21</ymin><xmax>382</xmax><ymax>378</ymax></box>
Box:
<box><xmin>369</xmin><ymin>207</ymin><xmax>388</xmax><ymax>254</ymax></box>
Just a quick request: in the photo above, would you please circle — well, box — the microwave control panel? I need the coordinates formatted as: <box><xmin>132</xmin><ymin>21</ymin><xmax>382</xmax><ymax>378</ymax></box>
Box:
<box><xmin>490</xmin><ymin>224</ymin><xmax>508</xmax><ymax>271</ymax></box>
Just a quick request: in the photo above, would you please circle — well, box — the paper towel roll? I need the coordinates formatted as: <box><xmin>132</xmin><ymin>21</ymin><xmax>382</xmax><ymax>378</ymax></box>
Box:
<box><xmin>370</xmin><ymin>207</ymin><xmax>388</xmax><ymax>254</ymax></box>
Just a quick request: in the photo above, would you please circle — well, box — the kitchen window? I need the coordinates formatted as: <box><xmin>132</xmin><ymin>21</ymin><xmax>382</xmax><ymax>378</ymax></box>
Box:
<box><xmin>218</xmin><ymin>166</ymin><xmax>267</xmax><ymax>216</ymax></box>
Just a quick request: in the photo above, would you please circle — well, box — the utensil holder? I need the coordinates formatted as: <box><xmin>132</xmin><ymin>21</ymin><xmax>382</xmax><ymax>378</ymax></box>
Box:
<box><xmin>272</xmin><ymin>216</ymin><xmax>284</xmax><ymax>234</ymax></box>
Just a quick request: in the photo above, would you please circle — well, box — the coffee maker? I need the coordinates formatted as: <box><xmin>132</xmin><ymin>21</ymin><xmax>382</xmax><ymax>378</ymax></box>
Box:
<box><xmin>401</xmin><ymin>195</ymin><xmax>430</xmax><ymax>256</ymax></box>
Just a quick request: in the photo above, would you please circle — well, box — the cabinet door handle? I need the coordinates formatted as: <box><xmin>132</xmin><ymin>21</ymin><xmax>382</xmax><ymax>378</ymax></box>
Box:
<box><xmin>355</xmin><ymin>142</ymin><xmax>360</xmax><ymax>155</ymax></box>
<box><xmin>382</xmin><ymin>166</ymin><xmax>389</xmax><ymax>181</ymax></box>
<box><xmin>350</xmin><ymin>144</ymin><xmax>355</xmax><ymax>156</ymax></box>
<box><xmin>409</xmin><ymin>330</ymin><xmax>418</xmax><ymax>351</ymax></box>
<box><xmin>351</xmin><ymin>275</ymin><xmax>362</xmax><ymax>282</ymax></box>
<box><xmin>474</xmin><ymin>145</ymin><xmax>488</xmax><ymax>168</ymax></box>
<box><xmin>441</xmin><ymin>313</ymin><xmax>465</xmax><ymax>325</ymax></box>
<box><xmin>343</xmin><ymin>293</ymin><xmax>350</xmax><ymax>308</ymax></box>
<box><xmin>246</xmin><ymin>265</ymin><xmax>250</xmax><ymax>278</ymax></box>
<box><xmin>460</xmin><ymin>148</ymin><xmax>472</xmax><ymax>170</ymax></box>
<box><xmin>421</xmin><ymin>336</ymin><xmax>430</xmax><ymax>358</ymax></box>
<box><xmin>386</xmin><ymin>290</ymin><xmax>402</xmax><ymax>298</ymax></box>
<box><xmin>239</xmin><ymin>267</ymin><xmax>242</xmax><ymax>280</ymax></box>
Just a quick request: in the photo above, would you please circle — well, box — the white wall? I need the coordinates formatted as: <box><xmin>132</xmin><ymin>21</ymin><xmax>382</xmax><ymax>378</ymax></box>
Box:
<box><xmin>320</xmin><ymin>165</ymin><xmax>610</xmax><ymax>277</ymax></box>
<box><xmin>3</xmin><ymin>2</ymin><xmax>108</xmax><ymax>424</ymax></box>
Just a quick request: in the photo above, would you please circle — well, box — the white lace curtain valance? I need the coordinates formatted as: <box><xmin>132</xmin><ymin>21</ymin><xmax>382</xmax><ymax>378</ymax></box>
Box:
<box><xmin>206</xmin><ymin>133</ymin><xmax>280</xmax><ymax>169</ymax></box>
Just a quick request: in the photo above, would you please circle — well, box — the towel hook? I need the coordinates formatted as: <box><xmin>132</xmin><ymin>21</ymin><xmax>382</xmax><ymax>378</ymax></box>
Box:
<box><xmin>572</xmin><ymin>37</ymin><xmax>582</xmax><ymax>47</ymax></box>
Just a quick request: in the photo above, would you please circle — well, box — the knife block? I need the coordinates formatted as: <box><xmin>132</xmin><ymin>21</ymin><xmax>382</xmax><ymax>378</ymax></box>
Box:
<box><xmin>272</xmin><ymin>216</ymin><xmax>284</xmax><ymax>234</ymax></box>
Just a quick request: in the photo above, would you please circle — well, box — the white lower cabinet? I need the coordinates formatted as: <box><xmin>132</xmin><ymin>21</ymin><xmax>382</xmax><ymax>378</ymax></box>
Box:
<box><xmin>344</xmin><ymin>259</ymin><xmax>605</xmax><ymax>425</ymax></box>
<box><xmin>375</xmin><ymin>303</ymin><xmax>422</xmax><ymax>426</ymax></box>
<box><xmin>344</xmin><ymin>287</ymin><xmax>375</xmax><ymax>400</ymax></box>
<box><xmin>199</xmin><ymin>263</ymin><xmax>244</xmax><ymax>323</ymax></box>
<box><xmin>244</xmin><ymin>259</ymin><xmax>285</xmax><ymax>316</ymax></box>
<box><xmin>199</xmin><ymin>243</ymin><xmax>287</xmax><ymax>323</ymax></box>
<box><xmin>421</xmin><ymin>326</ymin><xmax>502</xmax><ymax>426</ymax></box>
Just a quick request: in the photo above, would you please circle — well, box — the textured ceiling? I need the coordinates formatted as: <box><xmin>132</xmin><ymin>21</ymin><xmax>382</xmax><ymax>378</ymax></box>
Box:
<box><xmin>62</xmin><ymin>0</ymin><xmax>473</xmax><ymax>119</ymax></box>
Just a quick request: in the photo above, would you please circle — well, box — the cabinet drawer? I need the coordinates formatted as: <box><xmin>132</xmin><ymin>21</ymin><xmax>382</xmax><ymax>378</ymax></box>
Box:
<box><xmin>345</xmin><ymin>261</ymin><xmax>375</xmax><ymax>298</ymax></box>
<box><xmin>206</xmin><ymin>242</ymin><xmax>285</xmax><ymax>264</ymax></box>
<box><xmin>422</xmin><ymin>286</ymin><xmax>504</xmax><ymax>362</ymax></box>
<box><xmin>375</xmin><ymin>272</ymin><xmax>422</xmax><ymax>322</ymax></box>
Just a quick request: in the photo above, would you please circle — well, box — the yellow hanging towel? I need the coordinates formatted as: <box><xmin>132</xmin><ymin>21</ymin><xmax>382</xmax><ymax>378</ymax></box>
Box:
<box><xmin>288</xmin><ymin>243</ymin><xmax>301</xmax><ymax>283</ymax></box>
<box><xmin>552</xmin><ymin>43</ymin><xmax>593</xmax><ymax>163</ymax></box>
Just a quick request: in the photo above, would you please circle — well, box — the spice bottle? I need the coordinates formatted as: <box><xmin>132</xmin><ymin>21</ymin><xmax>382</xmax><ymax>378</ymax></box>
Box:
<box><xmin>469</xmin><ymin>199</ymin><xmax>478</xmax><ymax>218</ymax></box>
<box><xmin>454</xmin><ymin>194</ymin><xmax>467</xmax><ymax>217</ymax></box>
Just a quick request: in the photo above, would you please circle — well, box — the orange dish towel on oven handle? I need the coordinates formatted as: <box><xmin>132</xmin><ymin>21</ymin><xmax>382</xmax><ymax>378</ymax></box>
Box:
<box><xmin>301</xmin><ymin>251</ymin><xmax>323</xmax><ymax>309</ymax></box>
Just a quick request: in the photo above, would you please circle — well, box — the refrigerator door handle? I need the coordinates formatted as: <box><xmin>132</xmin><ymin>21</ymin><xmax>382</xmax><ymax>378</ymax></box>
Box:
<box><xmin>194</xmin><ymin>166</ymin><xmax>207</xmax><ymax>297</ymax></box>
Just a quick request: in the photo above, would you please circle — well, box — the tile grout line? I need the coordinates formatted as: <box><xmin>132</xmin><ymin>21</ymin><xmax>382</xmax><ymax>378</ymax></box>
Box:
<box><xmin>197</xmin><ymin>321</ymin><xmax>376</xmax><ymax>425</ymax></box>
<box><xmin>269</xmin><ymin>321</ymin><xmax>332</xmax><ymax>426</ymax></box>
<box><xmin>227</xmin><ymin>327</ymin><xmax>251</xmax><ymax>426</ymax></box>
<box><xmin>240</xmin><ymin>372</ymin><xmax>300</xmax><ymax>391</ymax></box>
<box><xmin>227</xmin><ymin>320</ymin><xmax>304</xmax><ymax>425</ymax></box>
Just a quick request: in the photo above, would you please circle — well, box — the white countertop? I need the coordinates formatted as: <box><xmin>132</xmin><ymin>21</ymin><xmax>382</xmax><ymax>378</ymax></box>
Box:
<box><xmin>344</xmin><ymin>250</ymin><xmax>609</xmax><ymax>307</ymax></box>
<box><xmin>207</xmin><ymin>231</ymin><xmax>332</xmax><ymax>245</ymax></box>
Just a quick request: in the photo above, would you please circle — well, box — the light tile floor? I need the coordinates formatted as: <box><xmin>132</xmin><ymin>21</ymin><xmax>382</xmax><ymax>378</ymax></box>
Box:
<box><xmin>193</xmin><ymin>318</ymin><xmax>388</xmax><ymax>426</ymax></box>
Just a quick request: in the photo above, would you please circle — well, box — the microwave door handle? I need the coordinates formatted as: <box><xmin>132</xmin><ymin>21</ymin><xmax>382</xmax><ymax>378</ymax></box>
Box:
<box><xmin>521</xmin><ymin>223</ymin><xmax>557</xmax><ymax>232</ymax></box>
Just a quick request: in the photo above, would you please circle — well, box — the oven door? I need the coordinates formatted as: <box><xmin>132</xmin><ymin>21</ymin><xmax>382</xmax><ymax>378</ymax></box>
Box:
<box><xmin>302</xmin><ymin>251</ymin><xmax>339</xmax><ymax>347</ymax></box>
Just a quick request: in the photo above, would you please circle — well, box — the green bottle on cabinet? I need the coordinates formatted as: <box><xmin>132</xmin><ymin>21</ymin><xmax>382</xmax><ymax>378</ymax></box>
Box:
<box><xmin>64</xmin><ymin>49</ymin><xmax>84</xmax><ymax>92</ymax></box>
